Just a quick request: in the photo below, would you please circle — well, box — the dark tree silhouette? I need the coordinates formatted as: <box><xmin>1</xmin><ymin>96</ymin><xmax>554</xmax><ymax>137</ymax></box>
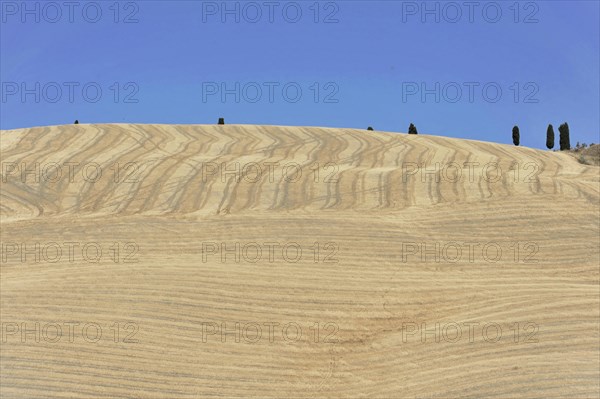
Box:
<box><xmin>408</xmin><ymin>123</ymin><xmax>418</xmax><ymax>134</ymax></box>
<box><xmin>74</xmin><ymin>120</ymin><xmax>79</xmax><ymax>124</ymax></box>
<box><xmin>367</xmin><ymin>126</ymin><xmax>374</xmax><ymax>131</ymax></box>
<box><xmin>559</xmin><ymin>122</ymin><xmax>571</xmax><ymax>150</ymax></box>
<box><xmin>218</xmin><ymin>118</ymin><xmax>225</xmax><ymax>125</ymax></box>
<box><xmin>546</xmin><ymin>124</ymin><xmax>554</xmax><ymax>150</ymax></box>
<box><xmin>512</xmin><ymin>126</ymin><xmax>520</xmax><ymax>146</ymax></box>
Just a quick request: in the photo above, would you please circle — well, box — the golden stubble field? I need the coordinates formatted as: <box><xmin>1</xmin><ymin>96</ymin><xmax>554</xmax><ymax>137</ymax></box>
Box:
<box><xmin>1</xmin><ymin>124</ymin><xmax>599</xmax><ymax>398</ymax></box>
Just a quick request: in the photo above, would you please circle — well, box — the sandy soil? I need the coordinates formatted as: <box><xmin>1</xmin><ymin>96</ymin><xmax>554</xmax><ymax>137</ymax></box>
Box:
<box><xmin>1</xmin><ymin>124</ymin><xmax>598</xmax><ymax>398</ymax></box>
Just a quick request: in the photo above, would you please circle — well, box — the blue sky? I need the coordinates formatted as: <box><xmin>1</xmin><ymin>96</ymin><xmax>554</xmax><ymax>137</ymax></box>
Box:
<box><xmin>1</xmin><ymin>0</ymin><xmax>598</xmax><ymax>149</ymax></box>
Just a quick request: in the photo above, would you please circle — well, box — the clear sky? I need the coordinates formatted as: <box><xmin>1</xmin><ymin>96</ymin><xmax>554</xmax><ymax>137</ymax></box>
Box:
<box><xmin>1</xmin><ymin>0</ymin><xmax>598</xmax><ymax>149</ymax></box>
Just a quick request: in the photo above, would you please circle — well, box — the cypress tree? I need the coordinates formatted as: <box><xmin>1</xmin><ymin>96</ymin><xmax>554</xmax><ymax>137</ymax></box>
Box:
<box><xmin>512</xmin><ymin>125</ymin><xmax>520</xmax><ymax>146</ymax></box>
<box><xmin>559</xmin><ymin>122</ymin><xmax>571</xmax><ymax>150</ymax></box>
<box><xmin>218</xmin><ymin>118</ymin><xmax>225</xmax><ymax>125</ymax></box>
<box><xmin>408</xmin><ymin>123</ymin><xmax>418</xmax><ymax>134</ymax></box>
<box><xmin>74</xmin><ymin>120</ymin><xmax>79</xmax><ymax>124</ymax></box>
<box><xmin>546</xmin><ymin>124</ymin><xmax>554</xmax><ymax>149</ymax></box>
<box><xmin>558</xmin><ymin>123</ymin><xmax>564</xmax><ymax>150</ymax></box>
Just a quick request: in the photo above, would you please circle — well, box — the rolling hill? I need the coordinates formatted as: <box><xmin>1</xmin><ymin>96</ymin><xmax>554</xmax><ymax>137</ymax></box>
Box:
<box><xmin>1</xmin><ymin>124</ymin><xmax>598</xmax><ymax>398</ymax></box>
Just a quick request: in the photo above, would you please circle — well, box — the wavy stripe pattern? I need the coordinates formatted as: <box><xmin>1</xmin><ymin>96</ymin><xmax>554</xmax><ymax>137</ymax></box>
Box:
<box><xmin>1</xmin><ymin>124</ymin><xmax>598</xmax><ymax>398</ymax></box>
